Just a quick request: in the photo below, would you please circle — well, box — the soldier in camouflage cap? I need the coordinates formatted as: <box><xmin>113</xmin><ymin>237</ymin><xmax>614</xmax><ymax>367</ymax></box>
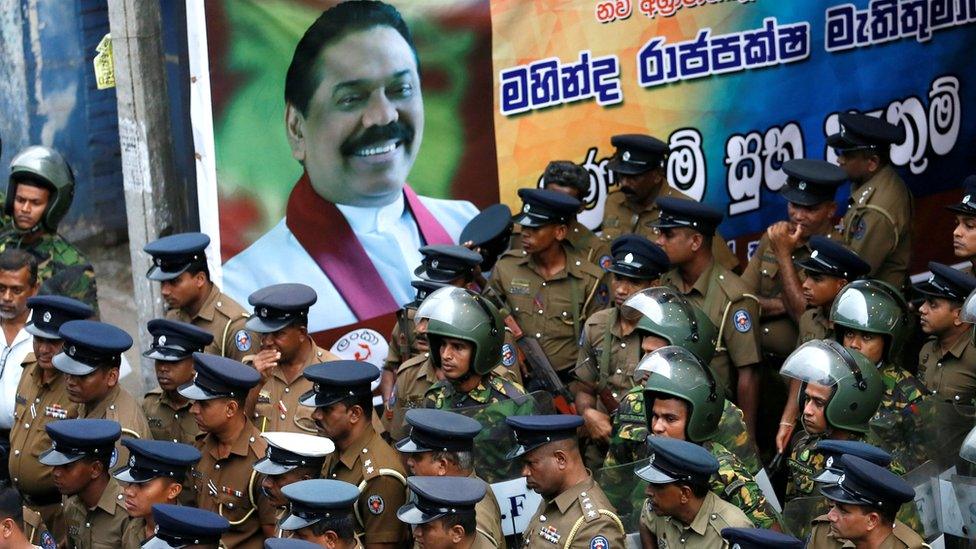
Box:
<box><xmin>0</xmin><ymin>146</ymin><xmax>98</xmax><ymax>312</ymax></box>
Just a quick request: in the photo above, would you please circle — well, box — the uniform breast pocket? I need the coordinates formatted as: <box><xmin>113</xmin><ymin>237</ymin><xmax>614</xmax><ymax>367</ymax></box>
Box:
<box><xmin>294</xmin><ymin>406</ymin><xmax>318</xmax><ymax>433</ymax></box>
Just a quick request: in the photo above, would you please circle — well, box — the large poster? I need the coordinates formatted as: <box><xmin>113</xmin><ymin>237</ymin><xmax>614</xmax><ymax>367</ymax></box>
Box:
<box><xmin>490</xmin><ymin>0</ymin><xmax>976</xmax><ymax>266</ymax></box>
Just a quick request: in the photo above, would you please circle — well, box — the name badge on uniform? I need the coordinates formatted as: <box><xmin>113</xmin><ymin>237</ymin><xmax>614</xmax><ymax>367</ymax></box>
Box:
<box><xmin>508</xmin><ymin>279</ymin><xmax>531</xmax><ymax>296</ymax></box>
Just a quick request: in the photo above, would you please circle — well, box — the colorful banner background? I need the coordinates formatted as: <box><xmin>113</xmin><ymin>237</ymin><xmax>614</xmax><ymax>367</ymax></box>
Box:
<box><xmin>491</xmin><ymin>0</ymin><xmax>976</xmax><ymax>268</ymax></box>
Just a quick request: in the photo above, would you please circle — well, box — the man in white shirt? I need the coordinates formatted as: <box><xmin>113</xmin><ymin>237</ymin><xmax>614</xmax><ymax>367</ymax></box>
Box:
<box><xmin>0</xmin><ymin>249</ymin><xmax>39</xmax><ymax>469</ymax></box>
<box><xmin>222</xmin><ymin>1</ymin><xmax>477</xmax><ymax>338</ymax></box>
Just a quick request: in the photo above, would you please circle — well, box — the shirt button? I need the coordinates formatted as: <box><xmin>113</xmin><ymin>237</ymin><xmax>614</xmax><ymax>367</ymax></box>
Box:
<box><xmin>541</xmin><ymin>282</ymin><xmax>547</xmax><ymax>287</ymax></box>
<box><xmin>280</xmin><ymin>414</ymin><xmax>286</xmax><ymax>420</ymax></box>
<box><xmin>514</xmin><ymin>307</ymin><xmax>520</xmax><ymax>312</ymax></box>
<box><xmin>174</xmin><ymin>414</ymin><xmax>179</xmax><ymax>419</ymax></box>
<box><xmin>535</xmin><ymin>333</ymin><xmax>542</xmax><ymax>338</ymax></box>
<box><xmin>23</xmin><ymin>423</ymin><xmax>29</xmax><ymax>429</ymax></box>
<box><xmin>761</xmin><ymin>269</ymin><xmax>767</xmax><ymax>275</ymax></box>
<box><xmin>34</xmin><ymin>398</ymin><xmax>40</xmax><ymax>403</ymax></box>
<box><xmin>612</xmin><ymin>393</ymin><xmax>618</xmax><ymax>398</ymax></box>
<box><xmin>284</xmin><ymin>388</ymin><xmax>290</xmax><ymax>393</ymax></box>
<box><xmin>620</xmin><ymin>343</ymin><xmax>626</xmax><ymax>348</ymax></box>
<box><xmin>86</xmin><ymin>523</ymin><xmax>91</xmax><ymax>528</ymax></box>
<box><xmin>540</xmin><ymin>515</ymin><xmax>546</xmax><ymax>522</ymax></box>
<box><xmin>538</xmin><ymin>310</ymin><xmax>543</xmax><ymax>314</ymax></box>
<box><xmin>763</xmin><ymin>327</ymin><xmax>770</xmax><ymax>334</ymax></box>
<box><xmin>615</xmin><ymin>369</ymin><xmax>622</xmax><ymax>374</ymax></box>
<box><xmin>216</xmin><ymin>301</ymin><xmax>223</xmax><ymax>307</ymax></box>
<box><xmin>215</xmin><ymin>464</ymin><xmax>221</xmax><ymax>470</ymax></box>
<box><xmin>13</xmin><ymin>450</ymin><xmax>19</xmax><ymax>456</ymax></box>
<box><xmin>580</xmin><ymin>492</ymin><xmax>587</xmax><ymax>497</ymax></box>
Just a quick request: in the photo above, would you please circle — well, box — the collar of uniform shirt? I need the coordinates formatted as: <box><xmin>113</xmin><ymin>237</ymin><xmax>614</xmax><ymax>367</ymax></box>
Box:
<box><xmin>335</xmin><ymin>192</ymin><xmax>407</xmax><ymax>234</ymax></box>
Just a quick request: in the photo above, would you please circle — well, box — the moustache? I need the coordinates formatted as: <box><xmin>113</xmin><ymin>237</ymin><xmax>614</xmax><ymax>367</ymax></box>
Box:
<box><xmin>620</xmin><ymin>186</ymin><xmax>636</xmax><ymax>195</ymax></box>
<box><xmin>340</xmin><ymin>122</ymin><xmax>414</xmax><ymax>157</ymax></box>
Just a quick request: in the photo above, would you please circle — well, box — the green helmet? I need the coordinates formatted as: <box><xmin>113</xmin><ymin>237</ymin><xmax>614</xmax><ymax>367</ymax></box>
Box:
<box><xmin>780</xmin><ymin>339</ymin><xmax>883</xmax><ymax>434</ymax></box>
<box><xmin>624</xmin><ymin>287</ymin><xmax>718</xmax><ymax>364</ymax></box>
<box><xmin>960</xmin><ymin>288</ymin><xmax>976</xmax><ymax>345</ymax></box>
<box><xmin>829</xmin><ymin>279</ymin><xmax>909</xmax><ymax>364</ymax></box>
<box><xmin>961</xmin><ymin>424</ymin><xmax>976</xmax><ymax>465</ymax></box>
<box><xmin>416</xmin><ymin>286</ymin><xmax>504</xmax><ymax>376</ymax></box>
<box><xmin>6</xmin><ymin>146</ymin><xmax>75</xmax><ymax>232</ymax></box>
<box><xmin>640</xmin><ymin>345</ymin><xmax>724</xmax><ymax>442</ymax></box>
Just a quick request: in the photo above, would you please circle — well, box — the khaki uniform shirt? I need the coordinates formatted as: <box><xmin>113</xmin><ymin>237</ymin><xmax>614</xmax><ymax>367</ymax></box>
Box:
<box><xmin>121</xmin><ymin>518</ymin><xmax>148</xmax><ymax>549</ymax></box>
<box><xmin>808</xmin><ymin>515</ymin><xmax>929</xmax><ymax>549</ymax></box>
<box><xmin>660</xmin><ymin>262</ymin><xmax>761</xmax><ymax>393</ymax></box>
<box><xmin>386</xmin><ymin>353</ymin><xmax>435</xmax><ymax>441</ymax></box>
<box><xmin>575</xmin><ymin>307</ymin><xmax>642</xmax><ymax>408</ymax></box>
<box><xmin>10</xmin><ymin>355</ymin><xmax>79</xmax><ymax>501</ymax></box>
<box><xmin>62</xmin><ymin>477</ymin><xmax>129</xmax><ymax>549</ymax></box>
<box><xmin>142</xmin><ymin>389</ymin><xmax>198</xmax><ymax>444</ymax></box>
<box><xmin>167</xmin><ymin>284</ymin><xmax>255</xmax><ymax>362</ymax></box>
<box><xmin>600</xmin><ymin>187</ymin><xmax>740</xmax><ymax>271</ymax></box>
<box><xmin>641</xmin><ymin>490</ymin><xmax>752</xmax><ymax>549</ymax></box>
<box><xmin>838</xmin><ymin>165</ymin><xmax>913</xmax><ymax>287</ymax></box>
<box><xmin>193</xmin><ymin>421</ymin><xmax>277</xmax><ymax>549</ymax></box>
<box><xmin>23</xmin><ymin>505</ymin><xmax>56</xmax><ymax>549</ymax></box>
<box><xmin>522</xmin><ymin>475</ymin><xmax>625</xmax><ymax>548</ymax></box>
<box><xmin>474</xmin><ymin>471</ymin><xmax>506</xmax><ymax>549</ymax></box>
<box><xmin>246</xmin><ymin>342</ymin><xmax>339</xmax><ymax>433</ymax></box>
<box><xmin>740</xmin><ymin>234</ymin><xmax>818</xmax><ymax>357</ymax></box>
<box><xmin>385</xmin><ymin>306</ymin><xmax>421</xmax><ymax>372</ymax></box>
<box><xmin>320</xmin><ymin>424</ymin><xmax>409</xmax><ymax>546</ymax></box>
<box><xmin>797</xmin><ymin>307</ymin><xmax>832</xmax><ymax>346</ymax></box>
<box><xmin>488</xmin><ymin>246</ymin><xmax>608</xmax><ymax>372</ymax></box>
<box><xmin>512</xmin><ymin>220</ymin><xmax>612</xmax><ymax>268</ymax></box>
<box><xmin>77</xmin><ymin>385</ymin><xmax>151</xmax><ymax>468</ymax></box>
<box><xmin>918</xmin><ymin>333</ymin><xmax>976</xmax><ymax>404</ymax></box>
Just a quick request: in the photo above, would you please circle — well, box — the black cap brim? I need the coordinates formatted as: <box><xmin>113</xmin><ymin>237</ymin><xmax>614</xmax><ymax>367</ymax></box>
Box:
<box><xmin>912</xmin><ymin>280</ymin><xmax>961</xmax><ymax>301</ymax></box>
<box><xmin>142</xmin><ymin>348</ymin><xmax>191</xmax><ymax>362</ymax></box>
<box><xmin>511</xmin><ymin>212</ymin><xmax>551</xmax><ymax>228</ymax></box>
<box><xmin>506</xmin><ymin>442</ymin><xmax>543</xmax><ymax>460</ymax></box>
<box><xmin>396</xmin><ymin>503</ymin><xmax>443</xmax><ymax>525</ymax></box>
<box><xmin>112</xmin><ymin>466</ymin><xmax>155</xmax><ymax>484</ymax></box>
<box><xmin>795</xmin><ymin>257</ymin><xmax>835</xmax><ymax>277</ymax></box>
<box><xmin>245</xmin><ymin>316</ymin><xmax>292</xmax><ymax>334</ymax></box>
<box><xmin>38</xmin><ymin>447</ymin><xmax>85</xmax><ymax>467</ymax></box>
<box><xmin>298</xmin><ymin>389</ymin><xmax>342</xmax><ymax>409</ymax></box>
<box><xmin>52</xmin><ymin>353</ymin><xmax>97</xmax><ymax>376</ymax></box>
<box><xmin>278</xmin><ymin>513</ymin><xmax>319</xmax><ymax>531</ymax></box>
<box><xmin>25</xmin><ymin>323</ymin><xmax>59</xmax><ymax>339</ymax></box>
<box><xmin>778</xmin><ymin>185</ymin><xmax>827</xmax><ymax>207</ymax></box>
<box><xmin>177</xmin><ymin>381</ymin><xmax>220</xmax><ymax>402</ymax></box>
<box><xmin>819</xmin><ymin>483</ymin><xmax>867</xmax><ymax>506</ymax></box>
<box><xmin>634</xmin><ymin>462</ymin><xmax>679</xmax><ymax>484</ymax></box>
<box><xmin>826</xmin><ymin>133</ymin><xmax>858</xmax><ymax>150</ymax></box>
<box><xmin>146</xmin><ymin>264</ymin><xmax>190</xmax><ymax>282</ymax></box>
<box><xmin>813</xmin><ymin>469</ymin><xmax>842</xmax><ymax>484</ymax></box>
<box><xmin>607</xmin><ymin>158</ymin><xmax>651</xmax><ymax>175</ymax></box>
<box><xmin>252</xmin><ymin>457</ymin><xmax>296</xmax><ymax>476</ymax></box>
<box><xmin>606</xmin><ymin>265</ymin><xmax>659</xmax><ymax>281</ymax></box>
<box><xmin>394</xmin><ymin>437</ymin><xmax>430</xmax><ymax>454</ymax></box>
<box><xmin>947</xmin><ymin>204</ymin><xmax>976</xmax><ymax>216</ymax></box>
<box><xmin>413</xmin><ymin>266</ymin><xmax>460</xmax><ymax>285</ymax></box>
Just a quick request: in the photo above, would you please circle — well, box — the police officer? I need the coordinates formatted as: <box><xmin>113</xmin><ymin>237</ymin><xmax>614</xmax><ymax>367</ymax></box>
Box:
<box><xmin>828</xmin><ymin>113</ymin><xmax>913</xmax><ymax>287</ymax></box>
<box><xmin>53</xmin><ymin>320</ymin><xmax>151</xmax><ymax>465</ymax></box>
<box><xmin>144</xmin><ymin>232</ymin><xmax>255</xmax><ymax>361</ymax></box>
<box><xmin>0</xmin><ymin>146</ymin><xmax>98</xmax><ymax>310</ymax></box>
<box><xmin>654</xmin><ymin>198</ymin><xmax>762</xmax><ymax>435</ymax></box>
<box><xmin>397</xmin><ymin>476</ymin><xmax>491</xmax><ymax>549</ymax></box>
<box><xmin>948</xmin><ymin>175</ymin><xmax>976</xmax><ymax>277</ymax></box>
<box><xmin>915</xmin><ymin>262</ymin><xmax>976</xmax><ymax>403</ymax></box>
<box><xmin>460</xmin><ymin>204</ymin><xmax>514</xmax><ymax>276</ymax></box>
<box><xmin>636</xmin><ymin>436</ymin><xmax>752</xmax><ymax>549</ymax></box>
<box><xmin>278</xmin><ymin>479</ymin><xmax>362</xmax><ymax>548</ymax></box>
<box><xmin>301</xmin><ymin>361</ymin><xmax>410</xmax><ymax>546</ymax></box>
<box><xmin>506</xmin><ymin>415</ymin><xmax>626</xmax><ymax>548</ymax></box>
<box><xmin>253</xmin><ymin>432</ymin><xmax>334</xmax><ymax>518</ymax></box>
<box><xmin>809</xmin><ymin>455</ymin><xmax>925</xmax><ymax>549</ymax></box>
<box><xmin>421</xmin><ymin>287</ymin><xmax>525</xmax><ymax>409</ymax></box>
<box><xmin>721</xmin><ymin>528</ymin><xmax>804</xmax><ymax>549</ymax></box>
<box><xmin>641</xmin><ymin>346</ymin><xmax>778</xmax><ymax>529</ymax></box>
<box><xmin>575</xmin><ymin>234</ymin><xmax>669</xmax><ymax>454</ymax></box>
<box><xmin>179</xmin><ymin>353</ymin><xmax>277</xmax><ymax>548</ymax></box>
<box><xmin>143</xmin><ymin>503</ymin><xmax>229</xmax><ymax>549</ymax></box>
<box><xmin>39</xmin><ymin>419</ymin><xmax>127</xmax><ymax>549</ymax></box>
<box><xmin>600</xmin><ymin>134</ymin><xmax>740</xmax><ymax>270</ymax></box>
<box><xmin>112</xmin><ymin>438</ymin><xmax>202</xmax><ymax>548</ymax></box>
<box><xmin>488</xmin><ymin>189</ymin><xmax>608</xmax><ymax>377</ymax></box>
<box><xmin>741</xmin><ymin>158</ymin><xmax>846</xmax><ymax>359</ymax></box>
<box><xmin>244</xmin><ymin>283</ymin><xmax>339</xmax><ymax>433</ymax></box>
<box><xmin>780</xmin><ymin>340</ymin><xmax>884</xmax><ymax>500</ymax></box>
<box><xmin>395</xmin><ymin>409</ymin><xmax>504</xmax><ymax>548</ymax></box>
<box><xmin>141</xmin><ymin>319</ymin><xmax>213</xmax><ymax>443</ymax></box>
<box><xmin>9</xmin><ymin>295</ymin><xmax>91</xmax><ymax>545</ymax></box>
<box><xmin>776</xmin><ymin>237</ymin><xmax>870</xmax><ymax>454</ymax></box>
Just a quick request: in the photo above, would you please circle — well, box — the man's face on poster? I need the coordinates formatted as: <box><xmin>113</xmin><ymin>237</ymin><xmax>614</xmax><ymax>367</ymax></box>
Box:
<box><xmin>286</xmin><ymin>26</ymin><xmax>424</xmax><ymax>207</ymax></box>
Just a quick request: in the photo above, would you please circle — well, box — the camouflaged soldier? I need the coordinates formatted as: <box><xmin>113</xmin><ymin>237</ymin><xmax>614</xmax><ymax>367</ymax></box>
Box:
<box><xmin>916</xmin><ymin>263</ymin><xmax>976</xmax><ymax>404</ymax></box>
<box><xmin>487</xmin><ymin>189</ymin><xmax>608</xmax><ymax>378</ymax></box>
<box><xmin>40</xmin><ymin>419</ymin><xmax>128</xmax><ymax>549</ymax></box>
<box><xmin>179</xmin><ymin>353</ymin><xmax>278</xmax><ymax>549</ymax></box>
<box><xmin>828</xmin><ymin>113</ymin><xmax>913</xmax><ymax>288</ymax></box>
<box><xmin>575</xmin><ymin>234</ymin><xmax>669</xmax><ymax>454</ymax></box>
<box><xmin>780</xmin><ymin>340</ymin><xmax>884</xmax><ymax>500</ymax></box>
<box><xmin>776</xmin><ymin>237</ymin><xmax>870</xmax><ymax>455</ymax></box>
<box><xmin>278</xmin><ymin>479</ymin><xmax>362</xmax><ymax>547</ymax></box>
<box><xmin>637</xmin><ymin>436</ymin><xmax>752</xmax><ymax>549</ymax></box>
<box><xmin>948</xmin><ymin>176</ymin><xmax>976</xmax><ymax>278</ymax></box>
<box><xmin>141</xmin><ymin>319</ymin><xmax>212</xmax><ymax>444</ymax></box>
<box><xmin>655</xmin><ymin>198</ymin><xmax>762</xmax><ymax>436</ymax></box>
<box><xmin>395</xmin><ymin>409</ymin><xmax>505</xmax><ymax>548</ymax></box>
<box><xmin>53</xmin><ymin>320</ymin><xmax>151</xmax><ymax>467</ymax></box>
<box><xmin>301</xmin><ymin>361</ymin><xmax>410</xmax><ymax>547</ymax></box>
<box><xmin>600</xmin><ymin>134</ymin><xmax>740</xmax><ymax>271</ymax></box>
<box><xmin>422</xmin><ymin>287</ymin><xmax>526</xmax><ymax>410</ymax></box>
<box><xmin>145</xmin><ymin>232</ymin><xmax>256</xmax><ymax>362</ymax></box>
<box><xmin>243</xmin><ymin>283</ymin><xmax>340</xmax><ymax>433</ymax></box>
<box><xmin>9</xmin><ymin>295</ymin><xmax>90</xmax><ymax>546</ymax></box>
<box><xmin>741</xmin><ymin>159</ymin><xmax>846</xmax><ymax>359</ymax></box>
<box><xmin>0</xmin><ymin>146</ymin><xmax>98</xmax><ymax>312</ymax></box>
<box><xmin>111</xmin><ymin>438</ymin><xmax>201</xmax><ymax>548</ymax></box>
<box><xmin>506</xmin><ymin>415</ymin><xmax>626</xmax><ymax>548</ymax></box>
<box><xmin>397</xmin><ymin>476</ymin><xmax>494</xmax><ymax>549</ymax></box>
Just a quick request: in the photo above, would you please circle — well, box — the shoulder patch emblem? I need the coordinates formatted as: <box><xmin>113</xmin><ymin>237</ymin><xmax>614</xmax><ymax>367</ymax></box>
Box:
<box><xmin>234</xmin><ymin>330</ymin><xmax>252</xmax><ymax>352</ymax></box>
<box><xmin>732</xmin><ymin>309</ymin><xmax>752</xmax><ymax>333</ymax></box>
<box><xmin>852</xmin><ymin>217</ymin><xmax>867</xmax><ymax>240</ymax></box>
<box><xmin>367</xmin><ymin>495</ymin><xmax>385</xmax><ymax>515</ymax></box>
<box><xmin>590</xmin><ymin>535</ymin><xmax>610</xmax><ymax>549</ymax></box>
<box><xmin>501</xmin><ymin>343</ymin><xmax>517</xmax><ymax>367</ymax></box>
<box><xmin>598</xmin><ymin>255</ymin><xmax>613</xmax><ymax>271</ymax></box>
<box><xmin>40</xmin><ymin>530</ymin><xmax>56</xmax><ymax>549</ymax></box>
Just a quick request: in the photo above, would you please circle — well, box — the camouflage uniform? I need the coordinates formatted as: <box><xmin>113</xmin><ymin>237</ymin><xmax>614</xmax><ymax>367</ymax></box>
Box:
<box><xmin>871</xmin><ymin>363</ymin><xmax>929</xmax><ymax>471</ymax></box>
<box><xmin>704</xmin><ymin>441</ymin><xmax>777</xmax><ymax>529</ymax></box>
<box><xmin>424</xmin><ymin>374</ymin><xmax>526</xmax><ymax>410</ymax></box>
<box><xmin>0</xmin><ymin>228</ymin><xmax>97</xmax><ymax>313</ymax></box>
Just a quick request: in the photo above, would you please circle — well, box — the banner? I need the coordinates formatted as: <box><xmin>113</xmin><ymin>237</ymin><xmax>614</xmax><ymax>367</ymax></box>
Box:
<box><xmin>490</xmin><ymin>0</ymin><xmax>976</xmax><ymax>265</ymax></box>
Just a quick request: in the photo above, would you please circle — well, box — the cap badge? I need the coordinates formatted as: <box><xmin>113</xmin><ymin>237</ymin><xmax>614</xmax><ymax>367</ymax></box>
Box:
<box><xmin>431</xmin><ymin>259</ymin><xmax>439</xmax><ymax>269</ymax></box>
<box><xmin>158</xmin><ymin>335</ymin><xmax>167</xmax><ymax>346</ymax></box>
<box><xmin>129</xmin><ymin>454</ymin><xmax>136</xmax><ymax>467</ymax></box>
<box><xmin>43</xmin><ymin>311</ymin><xmax>52</xmax><ymax>323</ymax></box>
<box><xmin>622</xmin><ymin>151</ymin><xmax>631</xmax><ymax>161</ymax></box>
<box><xmin>524</xmin><ymin>204</ymin><xmax>531</xmax><ymax>213</ymax></box>
<box><xmin>965</xmin><ymin>195</ymin><xmax>972</xmax><ymax>203</ymax></box>
<box><xmin>68</xmin><ymin>346</ymin><xmax>76</xmax><ymax>356</ymax></box>
<box><xmin>837</xmin><ymin>473</ymin><xmax>845</xmax><ymax>487</ymax></box>
<box><xmin>624</xmin><ymin>253</ymin><xmax>634</xmax><ymax>264</ymax></box>
<box><xmin>647</xmin><ymin>453</ymin><xmax>655</xmax><ymax>466</ymax></box>
<box><xmin>260</xmin><ymin>307</ymin><xmax>268</xmax><ymax>317</ymax></box>
<box><xmin>798</xmin><ymin>181</ymin><xmax>807</xmax><ymax>190</ymax></box>
<box><xmin>811</xmin><ymin>250</ymin><xmax>819</xmax><ymax>259</ymax></box>
<box><xmin>826</xmin><ymin>456</ymin><xmax>833</xmax><ymax>468</ymax></box>
<box><xmin>929</xmin><ymin>275</ymin><xmax>936</xmax><ymax>283</ymax></box>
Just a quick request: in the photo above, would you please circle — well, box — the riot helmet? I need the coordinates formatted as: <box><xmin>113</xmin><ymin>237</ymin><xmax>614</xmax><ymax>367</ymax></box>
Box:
<box><xmin>416</xmin><ymin>286</ymin><xmax>504</xmax><ymax>376</ymax></box>
<box><xmin>830</xmin><ymin>279</ymin><xmax>910</xmax><ymax>365</ymax></box>
<box><xmin>640</xmin><ymin>345</ymin><xmax>723</xmax><ymax>442</ymax></box>
<box><xmin>7</xmin><ymin>146</ymin><xmax>75</xmax><ymax>232</ymax></box>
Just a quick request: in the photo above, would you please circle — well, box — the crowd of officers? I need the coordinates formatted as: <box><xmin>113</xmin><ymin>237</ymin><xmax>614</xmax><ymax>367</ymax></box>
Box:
<box><xmin>0</xmin><ymin>111</ymin><xmax>971</xmax><ymax>549</ymax></box>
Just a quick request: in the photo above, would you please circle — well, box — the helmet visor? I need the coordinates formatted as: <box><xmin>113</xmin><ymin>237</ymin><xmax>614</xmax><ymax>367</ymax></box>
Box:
<box><xmin>962</xmin><ymin>288</ymin><xmax>976</xmax><ymax>324</ymax></box>
<box><xmin>637</xmin><ymin>345</ymin><xmax>712</xmax><ymax>393</ymax></box>
<box><xmin>962</xmin><ymin>424</ymin><xmax>976</xmax><ymax>465</ymax></box>
<box><xmin>625</xmin><ymin>287</ymin><xmax>699</xmax><ymax>341</ymax></box>
<box><xmin>780</xmin><ymin>340</ymin><xmax>857</xmax><ymax>387</ymax></box>
<box><xmin>414</xmin><ymin>287</ymin><xmax>491</xmax><ymax>332</ymax></box>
